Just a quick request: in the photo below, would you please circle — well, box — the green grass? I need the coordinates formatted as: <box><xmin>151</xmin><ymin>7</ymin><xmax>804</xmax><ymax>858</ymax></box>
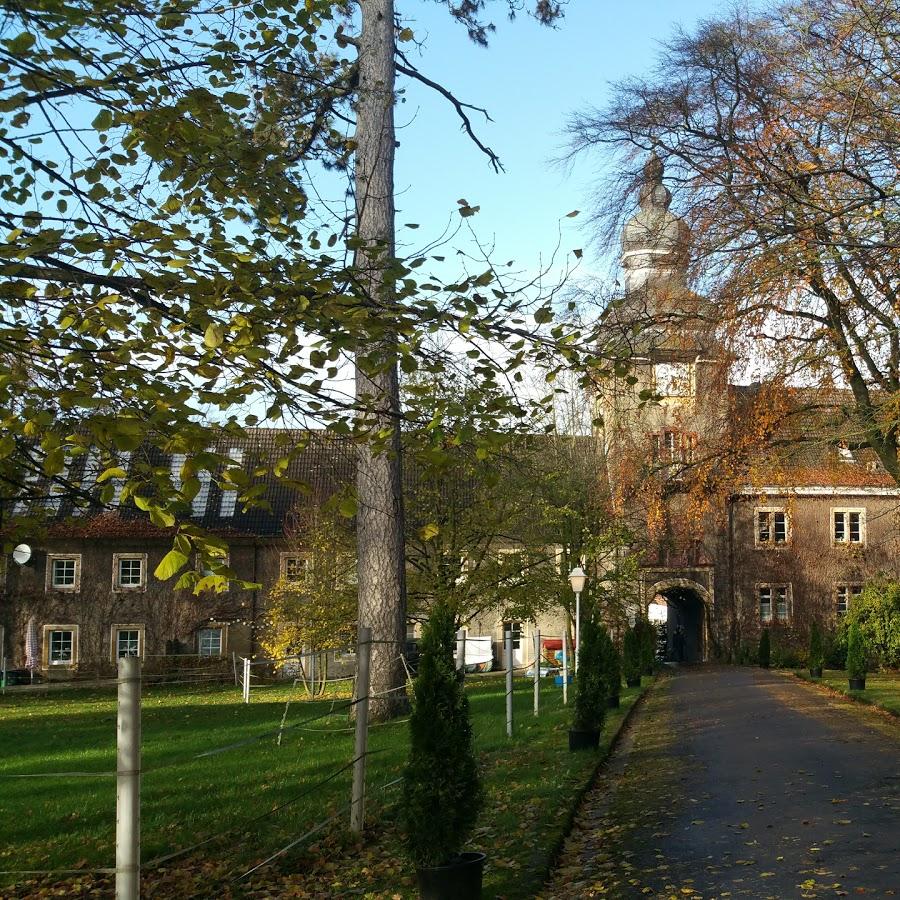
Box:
<box><xmin>796</xmin><ymin>668</ymin><xmax>900</xmax><ymax>716</ymax></box>
<box><xmin>0</xmin><ymin>675</ymin><xmax>647</xmax><ymax>898</ymax></box>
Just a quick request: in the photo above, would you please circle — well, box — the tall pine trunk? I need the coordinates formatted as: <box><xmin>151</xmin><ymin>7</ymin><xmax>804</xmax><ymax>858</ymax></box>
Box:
<box><xmin>354</xmin><ymin>0</ymin><xmax>408</xmax><ymax>721</ymax></box>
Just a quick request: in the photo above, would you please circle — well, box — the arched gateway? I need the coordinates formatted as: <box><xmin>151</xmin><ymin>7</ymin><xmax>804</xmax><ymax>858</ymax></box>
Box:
<box><xmin>646</xmin><ymin>578</ymin><xmax>713</xmax><ymax>663</ymax></box>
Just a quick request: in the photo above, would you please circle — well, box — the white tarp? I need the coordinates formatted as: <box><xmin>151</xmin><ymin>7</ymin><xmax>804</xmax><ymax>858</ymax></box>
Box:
<box><xmin>456</xmin><ymin>635</ymin><xmax>493</xmax><ymax>669</ymax></box>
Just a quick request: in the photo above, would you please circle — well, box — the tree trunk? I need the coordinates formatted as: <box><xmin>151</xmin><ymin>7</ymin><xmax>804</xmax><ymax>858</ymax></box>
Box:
<box><xmin>354</xmin><ymin>0</ymin><xmax>408</xmax><ymax>721</ymax></box>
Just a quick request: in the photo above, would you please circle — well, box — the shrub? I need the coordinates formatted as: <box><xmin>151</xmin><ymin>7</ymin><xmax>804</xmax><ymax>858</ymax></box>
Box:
<box><xmin>573</xmin><ymin>617</ymin><xmax>607</xmax><ymax>732</ymax></box>
<box><xmin>758</xmin><ymin>628</ymin><xmax>770</xmax><ymax>668</ymax></box>
<box><xmin>622</xmin><ymin>625</ymin><xmax>641</xmax><ymax>684</ymax></box>
<box><xmin>636</xmin><ymin>618</ymin><xmax>656</xmax><ymax>675</ymax></box>
<box><xmin>823</xmin><ymin>627</ymin><xmax>848</xmax><ymax>669</ymax></box>
<box><xmin>846</xmin><ymin>579</ymin><xmax>900</xmax><ymax>669</ymax></box>
<box><xmin>402</xmin><ymin>603</ymin><xmax>482</xmax><ymax>869</ymax></box>
<box><xmin>846</xmin><ymin>622</ymin><xmax>867</xmax><ymax>681</ymax></box>
<box><xmin>598</xmin><ymin>627</ymin><xmax>621</xmax><ymax>702</ymax></box>
<box><xmin>808</xmin><ymin>621</ymin><xmax>824</xmax><ymax>673</ymax></box>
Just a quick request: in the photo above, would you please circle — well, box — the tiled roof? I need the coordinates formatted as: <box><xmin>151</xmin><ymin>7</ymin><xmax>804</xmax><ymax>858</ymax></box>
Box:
<box><xmin>728</xmin><ymin>384</ymin><xmax>896</xmax><ymax>488</ymax></box>
<box><xmin>38</xmin><ymin>430</ymin><xmax>602</xmax><ymax>539</ymax></box>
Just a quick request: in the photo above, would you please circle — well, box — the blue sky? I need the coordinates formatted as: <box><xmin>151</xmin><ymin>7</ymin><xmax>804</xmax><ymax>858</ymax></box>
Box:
<box><xmin>384</xmin><ymin>0</ymin><xmax>724</xmax><ymax>280</ymax></box>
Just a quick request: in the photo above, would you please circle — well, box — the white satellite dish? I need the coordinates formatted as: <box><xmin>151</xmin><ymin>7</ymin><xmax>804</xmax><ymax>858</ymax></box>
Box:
<box><xmin>12</xmin><ymin>543</ymin><xmax>32</xmax><ymax>566</ymax></box>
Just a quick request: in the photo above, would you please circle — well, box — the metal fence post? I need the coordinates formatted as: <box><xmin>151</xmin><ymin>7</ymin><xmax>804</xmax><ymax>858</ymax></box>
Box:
<box><xmin>350</xmin><ymin>626</ymin><xmax>372</xmax><ymax>833</ymax></box>
<box><xmin>561</xmin><ymin>633</ymin><xmax>569</xmax><ymax>705</ymax></box>
<box><xmin>116</xmin><ymin>656</ymin><xmax>141</xmax><ymax>900</ymax></box>
<box><xmin>242</xmin><ymin>656</ymin><xmax>251</xmax><ymax>703</ymax></box>
<box><xmin>533</xmin><ymin>629</ymin><xmax>541</xmax><ymax>717</ymax></box>
<box><xmin>505</xmin><ymin>628</ymin><xmax>513</xmax><ymax>738</ymax></box>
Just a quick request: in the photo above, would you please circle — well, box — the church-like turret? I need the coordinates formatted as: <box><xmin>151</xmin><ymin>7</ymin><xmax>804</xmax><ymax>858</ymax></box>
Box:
<box><xmin>621</xmin><ymin>151</ymin><xmax>691</xmax><ymax>297</ymax></box>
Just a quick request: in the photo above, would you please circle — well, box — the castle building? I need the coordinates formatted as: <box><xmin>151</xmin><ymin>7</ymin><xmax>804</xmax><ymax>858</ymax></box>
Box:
<box><xmin>599</xmin><ymin>154</ymin><xmax>900</xmax><ymax>661</ymax></box>
<box><xmin>1</xmin><ymin>156</ymin><xmax>897</xmax><ymax>678</ymax></box>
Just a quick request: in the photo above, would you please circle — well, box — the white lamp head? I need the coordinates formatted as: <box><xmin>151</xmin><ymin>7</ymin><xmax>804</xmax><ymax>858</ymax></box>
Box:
<box><xmin>568</xmin><ymin>565</ymin><xmax>587</xmax><ymax>594</ymax></box>
<box><xmin>12</xmin><ymin>543</ymin><xmax>32</xmax><ymax>566</ymax></box>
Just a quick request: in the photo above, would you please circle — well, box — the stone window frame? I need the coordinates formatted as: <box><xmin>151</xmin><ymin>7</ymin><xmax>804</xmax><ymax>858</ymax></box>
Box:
<box><xmin>831</xmin><ymin>507</ymin><xmax>866</xmax><ymax>546</ymax></box>
<box><xmin>45</xmin><ymin>553</ymin><xmax>82</xmax><ymax>593</ymax></box>
<box><xmin>279</xmin><ymin>552</ymin><xmax>308</xmax><ymax>583</ymax></box>
<box><xmin>197</xmin><ymin>622</ymin><xmax>228</xmax><ymax>657</ymax></box>
<box><xmin>110</xmin><ymin>623</ymin><xmax>146</xmax><ymax>662</ymax></box>
<box><xmin>112</xmin><ymin>553</ymin><xmax>148</xmax><ymax>593</ymax></box>
<box><xmin>834</xmin><ymin>582</ymin><xmax>863</xmax><ymax>617</ymax></box>
<box><xmin>754</xmin><ymin>506</ymin><xmax>791</xmax><ymax>548</ymax></box>
<box><xmin>42</xmin><ymin>624</ymin><xmax>79</xmax><ymax>668</ymax></box>
<box><xmin>758</xmin><ymin>582</ymin><xmax>792</xmax><ymax>623</ymax></box>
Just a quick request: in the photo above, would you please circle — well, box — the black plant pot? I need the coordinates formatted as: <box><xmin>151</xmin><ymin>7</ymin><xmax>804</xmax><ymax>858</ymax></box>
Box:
<box><xmin>848</xmin><ymin>676</ymin><xmax>866</xmax><ymax>690</ymax></box>
<box><xmin>417</xmin><ymin>851</ymin><xmax>486</xmax><ymax>900</ymax></box>
<box><xmin>568</xmin><ymin>728</ymin><xmax>601</xmax><ymax>751</ymax></box>
<box><xmin>810</xmin><ymin>667</ymin><xmax>823</xmax><ymax>678</ymax></box>
<box><xmin>607</xmin><ymin>694</ymin><xmax>621</xmax><ymax>709</ymax></box>
<box><xmin>626</xmin><ymin>676</ymin><xmax>641</xmax><ymax>688</ymax></box>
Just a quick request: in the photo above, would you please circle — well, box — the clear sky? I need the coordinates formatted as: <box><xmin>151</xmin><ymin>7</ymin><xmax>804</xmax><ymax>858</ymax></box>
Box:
<box><xmin>384</xmin><ymin>0</ymin><xmax>724</xmax><ymax>280</ymax></box>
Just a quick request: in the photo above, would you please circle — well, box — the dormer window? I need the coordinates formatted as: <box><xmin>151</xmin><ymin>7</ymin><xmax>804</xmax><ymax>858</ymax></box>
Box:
<box><xmin>654</xmin><ymin>362</ymin><xmax>693</xmax><ymax>398</ymax></box>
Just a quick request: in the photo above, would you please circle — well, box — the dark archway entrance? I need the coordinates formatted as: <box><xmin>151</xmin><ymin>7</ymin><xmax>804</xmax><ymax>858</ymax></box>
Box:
<box><xmin>656</xmin><ymin>587</ymin><xmax>705</xmax><ymax>663</ymax></box>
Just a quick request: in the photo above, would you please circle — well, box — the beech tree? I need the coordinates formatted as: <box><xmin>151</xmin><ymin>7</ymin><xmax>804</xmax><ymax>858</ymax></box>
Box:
<box><xmin>1</xmin><ymin>0</ymin><xmax>590</xmax><ymax>719</ymax></box>
<box><xmin>568</xmin><ymin>0</ymin><xmax>900</xmax><ymax>482</ymax></box>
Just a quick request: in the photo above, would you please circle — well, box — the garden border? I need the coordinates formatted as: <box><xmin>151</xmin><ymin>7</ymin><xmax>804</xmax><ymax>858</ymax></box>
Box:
<box><xmin>541</xmin><ymin>673</ymin><xmax>661</xmax><ymax>888</ymax></box>
<box><xmin>788</xmin><ymin>670</ymin><xmax>900</xmax><ymax>722</ymax></box>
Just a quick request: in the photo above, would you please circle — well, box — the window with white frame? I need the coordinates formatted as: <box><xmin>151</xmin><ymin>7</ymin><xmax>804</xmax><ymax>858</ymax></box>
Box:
<box><xmin>755</xmin><ymin>508</ymin><xmax>789</xmax><ymax>547</ymax></box>
<box><xmin>759</xmin><ymin>584</ymin><xmax>791</xmax><ymax>623</ymax></box>
<box><xmin>111</xmin><ymin>625</ymin><xmax>145</xmax><ymax>660</ymax></box>
<box><xmin>46</xmin><ymin>554</ymin><xmax>81</xmax><ymax>592</ymax></box>
<box><xmin>198</xmin><ymin>626</ymin><xmax>224</xmax><ymax>657</ymax></box>
<box><xmin>113</xmin><ymin>553</ymin><xmax>147</xmax><ymax>591</ymax></box>
<box><xmin>43</xmin><ymin>625</ymin><xmax>78</xmax><ymax>667</ymax></box>
<box><xmin>280</xmin><ymin>554</ymin><xmax>307</xmax><ymax>582</ymax></box>
<box><xmin>502</xmin><ymin>621</ymin><xmax>522</xmax><ymax>650</ymax></box>
<box><xmin>832</xmin><ymin>508</ymin><xmax>865</xmax><ymax>545</ymax></box>
<box><xmin>835</xmin><ymin>583</ymin><xmax>863</xmax><ymax>616</ymax></box>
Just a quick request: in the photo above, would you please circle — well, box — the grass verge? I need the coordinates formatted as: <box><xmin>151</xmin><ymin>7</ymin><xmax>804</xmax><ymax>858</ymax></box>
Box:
<box><xmin>792</xmin><ymin>668</ymin><xmax>900</xmax><ymax>717</ymax></box>
<box><xmin>0</xmin><ymin>674</ymin><xmax>650</xmax><ymax>898</ymax></box>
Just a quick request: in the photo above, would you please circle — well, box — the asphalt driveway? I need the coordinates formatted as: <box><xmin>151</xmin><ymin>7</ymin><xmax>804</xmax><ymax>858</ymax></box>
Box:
<box><xmin>546</xmin><ymin>667</ymin><xmax>900</xmax><ymax>898</ymax></box>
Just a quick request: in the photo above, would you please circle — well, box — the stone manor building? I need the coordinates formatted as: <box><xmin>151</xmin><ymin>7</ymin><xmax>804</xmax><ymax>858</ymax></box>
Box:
<box><xmin>1</xmin><ymin>156</ymin><xmax>897</xmax><ymax>677</ymax></box>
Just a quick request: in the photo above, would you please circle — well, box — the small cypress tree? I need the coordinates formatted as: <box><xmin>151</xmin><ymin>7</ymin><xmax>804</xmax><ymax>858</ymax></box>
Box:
<box><xmin>598</xmin><ymin>626</ymin><xmax>621</xmax><ymax>703</ymax></box>
<box><xmin>637</xmin><ymin>618</ymin><xmax>656</xmax><ymax>675</ymax></box>
<box><xmin>402</xmin><ymin>604</ymin><xmax>482</xmax><ymax>869</ymax></box>
<box><xmin>846</xmin><ymin>622</ymin><xmax>867</xmax><ymax>682</ymax></box>
<box><xmin>622</xmin><ymin>625</ymin><xmax>641</xmax><ymax>685</ymax></box>
<box><xmin>573</xmin><ymin>617</ymin><xmax>606</xmax><ymax>732</ymax></box>
<box><xmin>758</xmin><ymin>628</ymin><xmax>771</xmax><ymax>668</ymax></box>
<box><xmin>808</xmin><ymin>621</ymin><xmax>824</xmax><ymax>674</ymax></box>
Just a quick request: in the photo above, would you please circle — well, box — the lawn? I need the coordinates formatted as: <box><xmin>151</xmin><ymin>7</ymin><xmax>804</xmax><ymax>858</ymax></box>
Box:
<box><xmin>795</xmin><ymin>668</ymin><xmax>900</xmax><ymax>716</ymax></box>
<box><xmin>0</xmin><ymin>674</ymin><xmax>648</xmax><ymax>898</ymax></box>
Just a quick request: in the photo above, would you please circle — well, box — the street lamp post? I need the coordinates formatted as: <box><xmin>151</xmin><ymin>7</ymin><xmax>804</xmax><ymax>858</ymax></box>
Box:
<box><xmin>568</xmin><ymin>565</ymin><xmax>587</xmax><ymax>672</ymax></box>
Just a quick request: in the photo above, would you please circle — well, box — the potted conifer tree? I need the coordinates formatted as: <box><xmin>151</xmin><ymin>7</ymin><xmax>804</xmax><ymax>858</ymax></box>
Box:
<box><xmin>402</xmin><ymin>603</ymin><xmax>484</xmax><ymax>899</ymax></box>
<box><xmin>569</xmin><ymin>617</ymin><xmax>606</xmax><ymax>751</ymax></box>
<box><xmin>808</xmin><ymin>621</ymin><xmax>824</xmax><ymax>678</ymax></box>
<box><xmin>599</xmin><ymin>627</ymin><xmax>621</xmax><ymax>708</ymax></box>
<box><xmin>623</xmin><ymin>625</ymin><xmax>641</xmax><ymax>687</ymax></box>
<box><xmin>758</xmin><ymin>627</ymin><xmax>771</xmax><ymax>669</ymax></box>
<box><xmin>846</xmin><ymin>621</ymin><xmax>867</xmax><ymax>691</ymax></box>
<box><xmin>637</xmin><ymin>618</ymin><xmax>656</xmax><ymax>676</ymax></box>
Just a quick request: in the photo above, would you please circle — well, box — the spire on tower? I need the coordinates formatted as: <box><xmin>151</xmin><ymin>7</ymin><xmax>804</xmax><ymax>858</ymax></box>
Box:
<box><xmin>621</xmin><ymin>152</ymin><xmax>690</xmax><ymax>294</ymax></box>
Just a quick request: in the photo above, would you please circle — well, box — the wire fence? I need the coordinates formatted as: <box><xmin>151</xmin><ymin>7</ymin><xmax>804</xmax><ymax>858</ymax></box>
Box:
<box><xmin>0</xmin><ymin>632</ymin><xmax>573</xmax><ymax>897</ymax></box>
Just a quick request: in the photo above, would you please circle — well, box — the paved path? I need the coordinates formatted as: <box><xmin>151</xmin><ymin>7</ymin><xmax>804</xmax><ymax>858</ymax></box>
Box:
<box><xmin>546</xmin><ymin>667</ymin><xmax>900</xmax><ymax>899</ymax></box>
